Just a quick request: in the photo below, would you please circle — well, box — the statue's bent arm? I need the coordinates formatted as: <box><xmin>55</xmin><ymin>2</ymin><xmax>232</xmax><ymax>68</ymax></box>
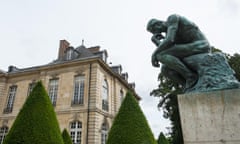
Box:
<box><xmin>155</xmin><ymin>14</ymin><xmax>179</xmax><ymax>54</ymax></box>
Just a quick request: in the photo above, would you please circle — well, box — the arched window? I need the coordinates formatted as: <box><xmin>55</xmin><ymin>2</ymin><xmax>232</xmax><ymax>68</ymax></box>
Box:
<box><xmin>70</xmin><ymin>121</ymin><xmax>82</xmax><ymax>144</ymax></box>
<box><xmin>101</xmin><ymin>123</ymin><xmax>108</xmax><ymax>144</ymax></box>
<box><xmin>102</xmin><ymin>79</ymin><xmax>109</xmax><ymax>111</ymax></box>
<box><xmin>0</xmin><ymin>126</ymin><xmax>8</xmax><ymax>144</ymax></box>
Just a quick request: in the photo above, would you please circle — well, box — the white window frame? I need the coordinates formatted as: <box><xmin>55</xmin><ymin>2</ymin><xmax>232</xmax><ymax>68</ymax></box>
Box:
<box><xmin>48</xmin><ymin>79</ymin><xmax>59</xmax><ymax>106</ymax></box>
<box><xmin>72</xmin><ymin>76</ymin><xmax>85</xmax><ymax>105</ymax></box>
<box><xmin>102</xmin><ymin>79</ymin><xmax>109</xmax><ymax>111</ymax></box>
<box><xmin>70</xmin><ymin>121</ymin><xmax>82</xmax><ymax>144</ymax></box>
<box><xmin>101</xmin><ymin>123</ymin><xmax>108</xmax><ymax>144</ymax></box>
<box><xmin>4</xmin><ymin>85</ymin><xmax>17</xmax><ymax>113</ymax></box>
<box><xmin>0</xmin><ymin>126</ymin><xmax>8</xmax><ymax>144</ymax></box>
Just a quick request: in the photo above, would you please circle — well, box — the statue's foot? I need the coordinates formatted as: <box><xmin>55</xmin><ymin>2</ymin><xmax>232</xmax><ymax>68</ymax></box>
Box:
<box><xmin>185</xmin><ymin>74</ymin><xmax>198</xmax><ymax>89</ymax></box>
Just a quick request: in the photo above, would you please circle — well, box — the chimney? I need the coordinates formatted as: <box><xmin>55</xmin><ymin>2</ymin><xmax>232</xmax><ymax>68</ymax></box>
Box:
<box><xmin>58</xmin><ymin>40</ymin><xmax>70</xmax><ymax>59</ymax></box>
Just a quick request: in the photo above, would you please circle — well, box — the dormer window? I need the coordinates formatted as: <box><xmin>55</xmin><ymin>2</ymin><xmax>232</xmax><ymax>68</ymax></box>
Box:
<box><xmin>94</xmin><ymin>50</ymin><xmax>108</xmax><ymax>63</ymax></box>
<box><xmin>66</xmin><ymin>48</ymin><xmax>73</xmax><ymax>60</ymax></box>
<box><xmin>102</xmin><ymin>52</ymin><xmax>107</xmax><ymax>63</ymax></box>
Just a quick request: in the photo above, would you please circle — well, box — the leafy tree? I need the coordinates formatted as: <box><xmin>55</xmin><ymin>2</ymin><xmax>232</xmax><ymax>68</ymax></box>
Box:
<box><xmin>151</xmin><ymin>47</ymin><xmax>240</xmax><ymax>144</ymax></box>
<box><xmin>3</xmin><ymin>81</ymin><xmax>64</xmax><ymax>144</ymax></box>
<box><xmin>107</xmin><ymin>91</ymin><xmax>157</xmax><ymax>144</ymax></box>
<box><xmin>150</xmin><ymin>73</ymin><xmax>183</xmax><ymax>144</ymax></box>
<box><xmin>62</xmin><ymin>129</ymin><xmax>73</xmax><ymax>144</ymax></box>
<box><xmin>228</xmin><ymin>53</ymin><xmax>240</xmax><ymax>80</ymax></box>
<box><xmin>157</xmin><ymin>132</ymin><xmax>169</xmax><ymax>144</ymax></box>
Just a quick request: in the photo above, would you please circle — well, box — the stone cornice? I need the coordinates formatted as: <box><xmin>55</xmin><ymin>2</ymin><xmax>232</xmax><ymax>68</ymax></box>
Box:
<box><xmin>55</xmin><ymin>107</ymin><xmax>114</xmax><ymax>118</ymax></box>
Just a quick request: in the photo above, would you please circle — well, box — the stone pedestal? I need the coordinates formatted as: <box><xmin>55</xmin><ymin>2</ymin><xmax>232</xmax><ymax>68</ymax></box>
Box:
<box><xmin>178</xmin><ymin>89</ymin><xmax>240</xmax><ymax>144</ymax></box>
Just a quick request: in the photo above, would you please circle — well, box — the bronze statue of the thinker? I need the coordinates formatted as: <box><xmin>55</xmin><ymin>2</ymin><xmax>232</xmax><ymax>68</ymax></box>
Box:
<box><xmin>147</xmin><ymin>14</ymin><xmax>239</xmax><ymax>92</ymax></box>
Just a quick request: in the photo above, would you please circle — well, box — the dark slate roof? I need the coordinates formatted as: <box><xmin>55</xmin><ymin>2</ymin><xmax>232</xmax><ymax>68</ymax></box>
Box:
<box><xmin>49</xmin><ymin>44</ymin><xmax>101</xmax><ymax>65</ymax></box>
<box><xmin>7</xmin><ymin>45</ymin><xmax>104</xmax><ymax>74</ymax></box>
<box><xmin>75</xmin><ymin>45</ymin><xmax>95</xmax><ymax>58</ymax></box>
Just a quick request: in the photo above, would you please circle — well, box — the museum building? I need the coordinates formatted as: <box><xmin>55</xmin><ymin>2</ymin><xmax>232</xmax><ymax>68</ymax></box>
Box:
<box><xmin>0</xmin><ymin>40</ymin><xmax>140</xmax><ymax>144</ymax></box>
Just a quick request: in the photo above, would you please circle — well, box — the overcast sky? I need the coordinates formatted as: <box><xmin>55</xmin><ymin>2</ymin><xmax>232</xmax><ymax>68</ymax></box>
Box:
<box><xmin>1</xmin><ymin>0</ymin><xmax>240</xmax><ymax>138</ymax></box>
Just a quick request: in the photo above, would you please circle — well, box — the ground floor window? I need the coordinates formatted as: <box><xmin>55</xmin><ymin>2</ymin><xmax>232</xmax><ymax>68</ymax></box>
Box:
<box><xmin>0</xmin><ymin>126</ymin><xmax>8</xmax><ymax>144</ymax></box>
<box><xmin>70</xmin><ymin>121</ymin><xmax>82</xmax><ymax>144</ymax></box>
<box><xmin>101</xmin><ymin>123</ymin><xmax>108</xmax><ymax>144</ymax></box>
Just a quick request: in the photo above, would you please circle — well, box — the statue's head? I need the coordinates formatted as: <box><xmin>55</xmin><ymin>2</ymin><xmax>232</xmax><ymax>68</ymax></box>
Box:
<box><xmin>147</xmin><ymin>19</ymin><xmax>166</xmax><ymax>34</ymax></box>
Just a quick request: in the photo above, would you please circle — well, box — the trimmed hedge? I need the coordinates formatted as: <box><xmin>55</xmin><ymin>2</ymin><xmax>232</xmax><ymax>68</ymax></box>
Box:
<box><xmin>107</xmin><ymin>91</ymin><xmax>157</xmax><ymax>144</ymax></box>
<box><xmin>157</xmin><ymin>132</ymin><xmax>169</xmax><ymax>144</ymax></box>
<box><xmin>62</xmin><ymin>129</ymin><xmax>73</xmax><ymax>144</ymax></box>
<box><xmin>3</xmin><ymin>81</ymin><xmax>64</xmax><ymax>144</ymax></box>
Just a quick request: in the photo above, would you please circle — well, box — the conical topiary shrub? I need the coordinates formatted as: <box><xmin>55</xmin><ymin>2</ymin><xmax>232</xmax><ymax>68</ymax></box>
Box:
<box><xmin>107</xmin><ymin>91</ymin><xmax>157</xmax><ymax>144</ymax></box>
<box><xmin>62</xmin><ymin>128</ymin><xmax>73</xmax><ymax>144</ymax></box>
<box><xmin>3</xmin><ymin>81</ymin><xmax>64</xmax><ymax>144</ymax></box>
<box><xmin>157</xmin><ymin>132</ymin><xmax>169</xmax><ymax>144</ymax></box>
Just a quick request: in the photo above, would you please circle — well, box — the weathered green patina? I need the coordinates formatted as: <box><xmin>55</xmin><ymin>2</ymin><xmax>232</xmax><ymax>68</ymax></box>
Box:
<box><xmin>147</xmin><ymin>14</ymin><xmax>240</xmax><ymax>92</ymax></box>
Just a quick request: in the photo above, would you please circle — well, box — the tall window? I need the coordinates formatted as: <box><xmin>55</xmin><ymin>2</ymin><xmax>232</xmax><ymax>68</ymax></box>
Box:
<box><xmin>102</xmin><ymin>79</ymin><xmax>109</xmax><ymax>111</ymax></box>
<box><xmin>72</xmin><ymin>76</ymin><xmax>85</xmax><ymax>105</ymax></box>
<box><xmin>27</xmin><ymin>82</ymin><xmax>36</xmax><ymax>96</ymax></box>
<box><xmin>0</xmin><ymin>126</ymin><xmax>8</xmax><ymax>144</ymax></box>
<box><xmin>70</xmin><ymin>121</ymin><xmax>82</xmax><ymax>144</ymax></box>
<box><xmin>101</xmin><ymin>123</ymin><xmax>108</xmax><ymax>144</ymax></box>
<box><xmin>4</xmin><ymin>85</ymin><xmax>17</xmax><ymax>113</ymax></box>
<box><xmin>48</xmin><ymin>79</ymin><xmax>59</xmax><ymax>106</ymax></box>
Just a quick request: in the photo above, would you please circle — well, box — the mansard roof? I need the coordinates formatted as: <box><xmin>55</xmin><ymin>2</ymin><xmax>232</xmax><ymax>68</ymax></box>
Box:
<box><xmin>53</xmin><ymin>42</ymin><xmax>108</xmax><ymax>64</ymax></box>
<box><xmin>75</xmin><ymin>45</ymin><xmax>95</xmax><ymax>58</ymax></box>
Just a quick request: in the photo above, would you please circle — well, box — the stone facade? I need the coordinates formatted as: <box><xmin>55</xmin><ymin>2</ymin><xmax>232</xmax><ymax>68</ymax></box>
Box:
<box><xmin>0</xmin><ymin>40</ymin><xmax>140</xmax><ymax>144</ymax></box>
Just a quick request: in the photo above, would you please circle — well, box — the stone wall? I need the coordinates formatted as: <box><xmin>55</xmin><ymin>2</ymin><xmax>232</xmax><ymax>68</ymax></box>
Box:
<box><xmin>178</xmin><ymin>89</ymin><xmax>240</xmax><ymax>144</ymax></box>
<box><xmin>0</xmin><ymin>60</ymin><xmax>131</xmax><ymax>144</ymax></box>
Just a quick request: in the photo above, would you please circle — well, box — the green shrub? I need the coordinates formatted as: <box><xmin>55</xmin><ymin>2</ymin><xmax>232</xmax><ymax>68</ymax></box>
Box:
<box><xmin>62</xmin><ymin>128</ymin><xmax>72</xmax><ymax>144</ymax></box>
<box><xmin>107</xmin><ymin>91</ymin><xmax>157</xmax><ymax>144</ymax></box>
<box><xmin>157</xmin><ymin>132</ymin><xmax>169</xmax><ymax>144</ymax></box>
<box><xmin>3</xmin><ymin>81</ymin><xmax>64</xmax><ymax>144</ymax></box>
